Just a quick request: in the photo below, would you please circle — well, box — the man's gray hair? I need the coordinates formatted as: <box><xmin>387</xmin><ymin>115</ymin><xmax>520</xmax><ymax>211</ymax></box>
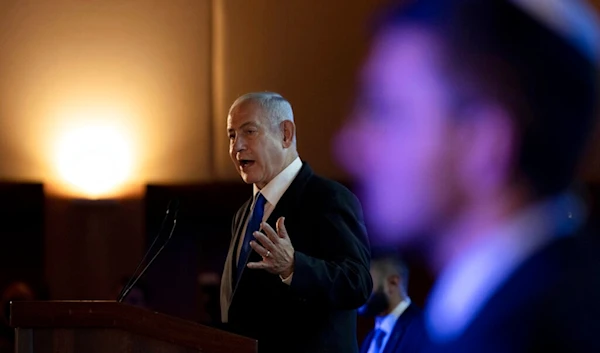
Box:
<box><xmin>229</xmin><ymin>92</ymin><xmax>294</xmax><ymax>128</ymax></box>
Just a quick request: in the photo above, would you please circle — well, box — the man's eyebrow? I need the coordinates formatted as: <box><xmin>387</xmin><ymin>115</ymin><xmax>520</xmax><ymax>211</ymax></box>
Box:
<box><xmin>229</xmin><ymin>122</ymin><xmax>258</xmax><ymax>132</ymax></box>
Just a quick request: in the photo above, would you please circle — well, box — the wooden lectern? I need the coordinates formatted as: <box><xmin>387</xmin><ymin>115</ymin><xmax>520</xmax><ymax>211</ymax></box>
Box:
<box><xmin>10</xmin><ymin>301</ymin><xmax>257</xmax><ymax>353</ymax></box>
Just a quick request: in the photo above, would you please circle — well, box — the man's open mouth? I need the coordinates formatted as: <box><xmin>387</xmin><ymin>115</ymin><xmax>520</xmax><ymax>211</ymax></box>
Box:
<box><xmin>239</xmin><ymin>160</ymin><xmax>255</xmax><ymax>169</ymax></box>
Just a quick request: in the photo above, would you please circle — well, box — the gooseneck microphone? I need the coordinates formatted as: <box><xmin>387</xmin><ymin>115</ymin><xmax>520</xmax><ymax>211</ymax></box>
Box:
<box><xmin>117</xmin><ymin>199</ymin><xmax>179</xmax><ymax>303</ymax></box>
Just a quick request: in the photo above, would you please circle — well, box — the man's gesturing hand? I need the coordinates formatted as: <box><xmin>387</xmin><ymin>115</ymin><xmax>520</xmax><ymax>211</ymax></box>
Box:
<box><xmin>248</xmin><ymin>217</ymin><xmax>294</xmax><ymax>278</ymax></box>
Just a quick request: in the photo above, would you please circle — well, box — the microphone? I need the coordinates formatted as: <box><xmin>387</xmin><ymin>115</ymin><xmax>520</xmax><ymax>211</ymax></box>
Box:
<box><xmin>117</xmin><ymin>200</ymin><xmax>179</xmax><ymax>303</ymax></box>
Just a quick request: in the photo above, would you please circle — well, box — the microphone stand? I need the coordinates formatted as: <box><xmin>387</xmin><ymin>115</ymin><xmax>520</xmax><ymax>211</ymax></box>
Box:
<box><xmin>117</xmin><ymin>201</ymin><xmax>179</xmax><ymax>303</ymax></box>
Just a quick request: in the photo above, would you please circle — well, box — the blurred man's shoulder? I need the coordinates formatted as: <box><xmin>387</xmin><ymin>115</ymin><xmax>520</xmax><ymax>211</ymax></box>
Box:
<box><xmin>468</xmin><ymin>231</ymin><xmax>600</xmax><ymax>351</ymax></box>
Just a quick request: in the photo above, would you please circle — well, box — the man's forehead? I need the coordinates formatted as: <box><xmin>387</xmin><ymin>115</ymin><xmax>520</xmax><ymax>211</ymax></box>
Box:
<box><xmin>227</xmin><ymin>101</ymin><xmax>265</xmax><ymax>127</ymax></box>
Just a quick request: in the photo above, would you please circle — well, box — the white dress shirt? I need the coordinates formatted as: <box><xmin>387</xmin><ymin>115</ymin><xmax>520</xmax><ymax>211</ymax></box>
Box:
<box><xmin>235</xmin><ymin>157</ymin><xmax>303</xmax><ymax>284</ymax></box>
<box><xmin>425</xmin><ymin>192</ymin><xmax>585</xmax><ymax>343</ymax></box>
<box><xmin>368</xmin><ymin>298</ymin><xmax>412</xmax><ymax>353</ymax></box>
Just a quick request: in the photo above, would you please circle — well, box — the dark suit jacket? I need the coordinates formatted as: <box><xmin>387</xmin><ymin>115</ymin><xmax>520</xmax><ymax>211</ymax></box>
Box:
<box><xmin>423</xmin><ymin>231</ymin><xmax>600</xmax><ymax>353</ymax></box>
<box><xmin>360</xmin><ymin>303</ymin><xmax>426</xmax><ymax>353</ymax></box>
<box><xmin>220</xmin><ymin>163</ymin><xmax>373</xmax><ymax>353</ymax></box>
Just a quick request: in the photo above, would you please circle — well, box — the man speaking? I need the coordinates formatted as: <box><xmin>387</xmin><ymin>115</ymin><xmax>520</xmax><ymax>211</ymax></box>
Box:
<box><xmin>220</xmin><ymin>92</ymin><xmax>372</xmax><ymax>353</ymax></box>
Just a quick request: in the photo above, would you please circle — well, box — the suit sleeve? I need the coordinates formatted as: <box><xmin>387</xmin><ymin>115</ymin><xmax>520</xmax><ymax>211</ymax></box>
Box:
<box><xmin>289</xmin><ymin>190</ymin><xmax>373</xmax><ymax>309</ymax></box>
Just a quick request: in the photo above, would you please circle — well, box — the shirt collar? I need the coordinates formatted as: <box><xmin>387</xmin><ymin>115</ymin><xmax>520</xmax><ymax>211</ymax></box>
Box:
<box><xmin>376</xmin><ymin>298</ymin><xmax>412</xmax><ymax>334</ymax></box>
<box><xmin>253</xmin><ymin>157</ymin><xmax>302</xmax><ymax>207</ymax></box>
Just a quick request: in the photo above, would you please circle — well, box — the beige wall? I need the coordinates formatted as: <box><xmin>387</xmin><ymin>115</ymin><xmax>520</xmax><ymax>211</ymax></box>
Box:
<box><xmin>0</xmin><ymin>0</ymin><xmax>387</xmax><ymax>192</ymax></box>
<box><xmin>212</xmin><ymin>0</ymin><xmax>387</xmax><ymax>180</ymax></box>
<box><xmin>0</xmin><ymin>0</ymin><xmax>598</xmax><ymax>188</ymax></box>
<box><xmin>0</xmin><ymin>0</ymin><xmax>213</xmax><ymax>188</ymax></box>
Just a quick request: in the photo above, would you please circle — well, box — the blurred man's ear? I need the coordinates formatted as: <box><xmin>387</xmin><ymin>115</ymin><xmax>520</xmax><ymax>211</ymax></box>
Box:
<box><xmin>281</xmin><ymin>120</ymin><xmax>295</xmax><ymax>148</ymax></box>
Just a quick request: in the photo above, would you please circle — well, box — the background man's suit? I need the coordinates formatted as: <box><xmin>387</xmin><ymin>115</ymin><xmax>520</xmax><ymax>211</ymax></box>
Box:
<box><xmin>423</xmin><ymin>230</ymin><xmax>600</xmax><ymax>353</ymax></box>
<box><xmin>220</xmin><ymin>163</ymin><xmax>372</xmax><ymax>353</ymax></box>
<box><xmin>360</xmin><ymin>303</ymin><xmax>426</xmax><ymax>353</ymax></box>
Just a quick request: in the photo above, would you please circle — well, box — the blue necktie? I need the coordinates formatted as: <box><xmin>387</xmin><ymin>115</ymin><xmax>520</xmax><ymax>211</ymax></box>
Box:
<box><xmin>237</xmin><ymin>193</ymin><xmax>267</xmax><ymax>274</ymax></box>
<box><xmin>371</xmin><ymin>328</ymin><xmax>386</xmax><ymax>353</ymax></box>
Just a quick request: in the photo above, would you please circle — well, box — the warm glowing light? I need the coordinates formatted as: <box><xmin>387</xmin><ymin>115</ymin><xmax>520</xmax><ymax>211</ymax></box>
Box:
<box><xmin>55</xmin><ymin>123</ymin><xmax>133</xmax><ymax>199</ymax></box>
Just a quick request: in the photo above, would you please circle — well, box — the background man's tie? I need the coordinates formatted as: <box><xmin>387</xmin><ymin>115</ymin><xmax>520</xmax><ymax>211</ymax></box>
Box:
<box><xmin>371</xmin><ymin>328</ymin><xmax>386</xmax><ymax>353</ymax></box>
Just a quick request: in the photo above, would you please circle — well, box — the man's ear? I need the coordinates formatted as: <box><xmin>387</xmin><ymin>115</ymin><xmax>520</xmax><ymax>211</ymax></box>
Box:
<box><xmin>387</xmin><ymin>275</ymin><xmax>400</xmax><ymax>288</ymax></box>
<box><xmin>281</xmin><ymin>120</ymin><xmax>295</xmax><ymax>148</ymax></box>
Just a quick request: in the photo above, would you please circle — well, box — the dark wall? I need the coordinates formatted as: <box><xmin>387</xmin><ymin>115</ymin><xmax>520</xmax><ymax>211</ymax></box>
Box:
<box><xmin>0</xmin><ymin>183</ymin><xmax>45</xmax><ymax>296</ymax></box>
<box><xmin>144</xmin><ymin>183</ymin><xmax>250</xmax><ymax>323</ymax></box>
<box><xmin>0</xmin><ymin>182</ymin><xmax>44</xmax><ymax>351</ymax></box>
<box><xmin>45</xmin><ymin>196</ymin><xmax>144</xmax><ymax>300</ymax></box>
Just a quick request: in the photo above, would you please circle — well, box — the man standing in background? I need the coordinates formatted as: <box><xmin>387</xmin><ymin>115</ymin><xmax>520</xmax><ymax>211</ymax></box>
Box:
<box><xmin>220</xmin><ymin>92</ymin><xmax>372</xmax><ymax>353</ymax></box>
<box><xmin>359</xmin><ymin>255</ymin><xmax>425</xmax><ymax>353</ymax></box>
<box><xmin>337</xmin><ymin>0</ymin><xmax>600</xmax><ymax>352</ymax></box>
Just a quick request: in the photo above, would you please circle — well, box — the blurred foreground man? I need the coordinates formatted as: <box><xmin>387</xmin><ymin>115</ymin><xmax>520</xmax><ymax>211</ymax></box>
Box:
<box><xmin>220</xmin><ymin>92</ymin><xmax>372</xmax><ymax>353</ymax></box>
<box><xmin>337</xmin><ymin>1</ymin><xmax>600</xmax><ymax>352</ymax></box>
<box><xmin>359</xmin><ymin>255</ymin><xmax>425</xmax><ymax>353</ymax></box>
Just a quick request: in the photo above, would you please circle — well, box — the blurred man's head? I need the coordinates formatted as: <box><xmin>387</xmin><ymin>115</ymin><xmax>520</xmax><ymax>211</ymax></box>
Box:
<box><xmin>360</xmin><ymin>255</ymin><xmax>410</xmax><ymax>317</ymax></box>
<box><xmin>337</xmin><ymin>0</ymin><xmax>599</xmax><ymax>259</ymax></box>
<box><xmin>227</xmin><ymin>92</ymin><xmax>298</xmax><ymax>189</ymax></box>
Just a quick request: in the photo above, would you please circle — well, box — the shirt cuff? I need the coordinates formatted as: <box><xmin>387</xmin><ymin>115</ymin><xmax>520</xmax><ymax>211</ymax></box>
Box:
<box><xmin>280</xmin><ymin>272</ymin><xmax>293</xmax><ymax>285</ymax></box>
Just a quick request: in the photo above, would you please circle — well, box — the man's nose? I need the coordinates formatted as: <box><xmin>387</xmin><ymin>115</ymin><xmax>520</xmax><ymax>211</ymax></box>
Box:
<box><xmin>232</xmin><ymin>136</ymin><xmax>246</xmax><ymax>153</ymax></box>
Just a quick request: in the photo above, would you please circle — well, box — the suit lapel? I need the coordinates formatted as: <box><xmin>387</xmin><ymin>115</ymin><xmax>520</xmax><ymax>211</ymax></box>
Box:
<box><xmin>220</xmin><ymin>198</ymin><xmax>251</xmax><ymax>322</ymax></box>
<box><xmin>382</xmin><ymin>303</ymin><xmax>419</xmax><ymax>353</ymax></box>
<box><xmin>231</xmin><ymin>200</ymin><xmax>252</xmax><ymax>278</ymax></box>
<box><xmin>360</xmin><ymin>330</ymin><xmax>375</xmax><ymax>353</ymax></box>
<box><xmin>266</xmin><ymin>162</ymin><xmax>313</xmax><ymax>226</ymax></box>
